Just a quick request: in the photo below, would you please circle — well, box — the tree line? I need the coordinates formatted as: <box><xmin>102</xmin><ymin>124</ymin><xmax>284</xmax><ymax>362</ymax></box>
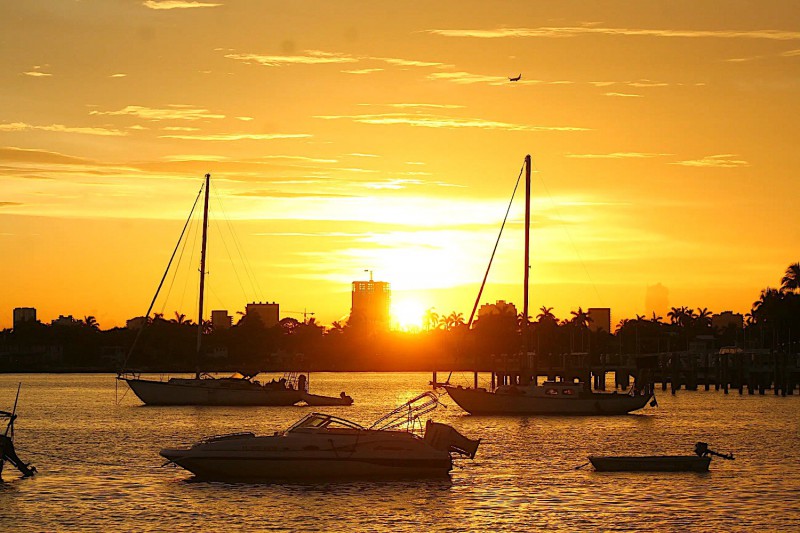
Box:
<box><xmin>2</xmin><ymin>263</ymin><xmax>798</xmax><ymax>372</ymax></box>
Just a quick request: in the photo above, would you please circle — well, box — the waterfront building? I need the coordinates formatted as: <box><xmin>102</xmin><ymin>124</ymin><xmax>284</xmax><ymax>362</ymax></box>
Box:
<box><xmin>246</xmin><ymin>302</ymin><xmax>280</xmax><ymax>328</ymax></box>
<box><xmin>13</xmin><ymin>307</ymin><xmax>37</xmax><ymax>329</ymax></box>
<box><xmin>211</xmin><ymin>310</ymin><xmax>232</xmax><ymax>330</ymax></box>
<box><xmin>477</xmin><ymin>300</ymin><xmax>518</xmax><ymax>319</ymax></box>
<box><xmin>712</xmin><ymin>311</ymin><xmax>744</xmax><ymax>330</ymax></box>
<box><xmin>588</xmin><ymin>307</ymin><xmax>611</xmax><ymax>333</ymax></box>
<box><xmin>126</xmin><ymin>316</ymin><xmax>147</xmax><ymax>330</ymax></box>
<box><xmin>51</xmin><ymin>315</ymin><xmax>80</xmax><ymax>327</ymax></box>
<box><xmin>349</xmin><ymin>275</ymin><xmax>391</xmax><ymax>331</ymax></box>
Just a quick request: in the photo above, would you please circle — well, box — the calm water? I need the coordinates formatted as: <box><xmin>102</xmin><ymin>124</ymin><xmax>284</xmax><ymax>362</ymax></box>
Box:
<box><xmin>0</xmin><ymin>373</ymin><xmax>798</xmax><ymax>532</ymax></box>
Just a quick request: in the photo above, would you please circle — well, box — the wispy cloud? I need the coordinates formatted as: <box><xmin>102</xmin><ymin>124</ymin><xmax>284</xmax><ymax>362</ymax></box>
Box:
<box><xmin>604</xmin><ymin>92</ymin><xmax>643</xmax><ymax>97</ymax></box>
<box><xmin>110</xmin><ymin>73</ymin><xmax>127</xmax><ymax>78</ymax></box>
<box><xmin>158</xmin><ymin>132</ymin><xmax>312</xmax><ymax>141</ymax></box>
<box><xmin>780</xmin><ymin>49</ymin><xmax>800</xmax><ymax>57</ymax></box>
<box><xmin>0</xmin><ymin>202</ymin><xmax>24</xmax><ymax>208</ymax></box>
<box><xmin>316</xmin><ymin>113</ymin><xmax>589</xmax><ymax>132</ymax></box>
<box><xmin>373</xmin><ymin>57</ymin><xmax>452</xmax><ymax>68</ymax></box>
<box><xmin>162</xmin><ymin>154</ymin><xmax>230</xmax><ymax>162</ymax></box>
<box><xmin>0</xmin><ymin>122</ymin><xmax>126</xmax><ymax>136</ymax></box>
<box><xmin>143</xmin><ymin>1</ymin><xmax>221</xmax><ymax>10</ymax></box>
<box><xmin>23</xmin><ymin>71</ymin><xmax>52</xmax><ymax>77</ymax></box>
<box><xmin>162</xmin><ymin>126</ymin><xmax>200</xmax><ymax>131</ymax></box>
<box><xmin>225</xmin><ymin>50</ymin><xmax>357</xmax><ymax>66</ymax></box>
<box><xmin>426</xmin><ymin>26</ymin><xmax>800</xmax><ymax>41</ymax></box>
<box><xmin>347</xmin><ymin>153</ymin><xmax>379</xmax><ymax>158</ymax></box>
<box><xmin>260</xmin><ymin>155</ymin><xmax>338</xmax><ymax>164</ymax></box>
<box><xmin>91</xmin><ymin>105</ymin><xmax>225</xmax><ymax>121</ymax></box>
<box><xmin>235</xmin><ymin>189</ymin><xmax>356</xmax><ymax>199</ymax></box>
<box><xmin>358</xmin><ymin>103</ymin><xmax>465</xmax><ymax>109</ymax></box>
<box><xmin>567</xmin><ymin>152</ymin><xmax>670</xmax><ymax>159</ymax></box>
<box><xmin>672</xmin><ymin>154</ymin><xmax>749</xmax><ymax>168</ymax></box>
<box><xmin>0</xmin><ymin>147</ymin><xmax>96</xmax><ymax>165</ymax></box>
<box><xmin>342</xmin><ymin>68</ymin><xmax>384</xmax><ymax>75</ymax></box>
<box><xmin>427</xmin><ymin>71</ymin><xmax>515</xmax><ymax>85</ymax></box>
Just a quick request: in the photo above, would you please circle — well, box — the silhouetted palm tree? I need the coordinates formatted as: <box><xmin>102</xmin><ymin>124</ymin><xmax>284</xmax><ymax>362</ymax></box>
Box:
<box><xmin>696</xmin><ymin>307</ymin><xmax>712</xmax><ymax>329</ymax></box>
<box><xmin>537</xmin><ymin>306</ymin><xmax>556</xmax><ymax>323</ymax></box>
<box><xmin>423</xmin><ymin>309</ymin><xmax>439</xmax><ymax>331</ymax></box>
<box><xmin>82</xmin><ymin>315</ymin><xmax>99</xmax><ymax>331</ymax></box>
<box><xmin>172</xmin><ymin>312</ymin><xmax>187</xmax><ymax>325</ymax></box>
<box><xmin>445</xmin><ymin>312</ymin><xmax>464</xmax><ymax>331</ymax></box>
<box><xmin>781</xmin><ymin>262</ymin><xmax>800</xmax><ymax>293</ymax></box>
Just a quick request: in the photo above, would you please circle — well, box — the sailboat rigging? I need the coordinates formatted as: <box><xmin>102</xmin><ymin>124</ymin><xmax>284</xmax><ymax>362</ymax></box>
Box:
<box><xmin>443</xmin><ymin>155</ymin><xmax>654</xmax><ymax>415</ymax></box>
<box><xmin>117</xmin><ymin>173</ymin><xmax>353</xmax><ymax>407</ymax></box>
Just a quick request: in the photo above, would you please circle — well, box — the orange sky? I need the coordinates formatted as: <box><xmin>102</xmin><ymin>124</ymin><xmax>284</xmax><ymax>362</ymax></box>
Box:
<box><xmin>2</xmin><ymin>1</ymin><xmax>799</xmax><ymax>330</ymax></box>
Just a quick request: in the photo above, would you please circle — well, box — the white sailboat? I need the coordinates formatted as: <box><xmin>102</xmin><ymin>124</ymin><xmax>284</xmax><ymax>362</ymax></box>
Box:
<box><xmin>118</xmin><ymin>174</ymin><xmax>353</xmax><ymax>407</ymax></box>
<box><xmin>443</xmin><ymin>155</ymin><xmax>654</xmax><ymax>415</ymax></box>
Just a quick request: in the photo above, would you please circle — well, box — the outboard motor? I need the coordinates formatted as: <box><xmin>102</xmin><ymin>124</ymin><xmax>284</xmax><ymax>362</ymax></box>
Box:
<box><xmin>424</xmin><ymin>420</ymin><xmax>480</xmax><ymax>459</ymax></box>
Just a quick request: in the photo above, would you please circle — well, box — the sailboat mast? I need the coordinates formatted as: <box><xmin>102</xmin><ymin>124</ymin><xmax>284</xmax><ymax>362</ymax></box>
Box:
<box><xmin>195</xmin><ymin>173</ymin><xmax>210</xmax><ymax>379</ymax></box>
<box><xmin>523</xmin><ymin>155</ymin><xmax>531</xmax><ymax>382</ymax></box>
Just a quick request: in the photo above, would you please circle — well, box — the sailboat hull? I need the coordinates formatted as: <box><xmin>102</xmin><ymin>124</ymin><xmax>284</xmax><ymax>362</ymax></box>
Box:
<box><xmin>124</xmin><ymin>378</ymin><xmax>304</xmax><ymax>406</ymax></box>
<box><xmin>443</xmin><ymin>386</ymin><xmax>651</xmax><ymax>415</ymax></box>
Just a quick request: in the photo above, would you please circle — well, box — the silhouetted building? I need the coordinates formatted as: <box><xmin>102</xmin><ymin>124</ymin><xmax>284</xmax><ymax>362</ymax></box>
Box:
<box><xmin>13</xmin><ymin>307</ymin><xmax>37</xmax><ymax>329</ymax></box>
<box><xmin>588</xmin><ymin>307</ymin><xmax>611</xmax><ymax>333</ymax></box>
<box><xmin>477</xmin><ymin>300</ymin><xmax>518</xmax><ymax>319</ymax></box>
<box><xmin>211</xmin><ymin>310</ymin><xmax>232</xmax><ymax>330</ymax></box>
<box><xmin>126</xmin><ymin>316</ymin><xmax>147</xmax><ymax>330</ymax></box>
<box><xmin>51</xmin><ymin>315</ymin><xmax>79</xmax><ymax>327</ymax></box>
<box><xmin>246</xmin><ymin>302</ymin><xmax>279</xmax><ymax>328</ymax></box>
<box><xmin>350</xmin><ymin>277</ymin><xmax>391</xmax><ymax>330</ymax></box>
<box><xmin>712</xmin><ymin>311</ymin><xmax>744</xmax><ymax>330</ymax></box>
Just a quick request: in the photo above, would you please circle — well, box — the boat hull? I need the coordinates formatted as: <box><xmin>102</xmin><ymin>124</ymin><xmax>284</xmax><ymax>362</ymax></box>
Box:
<box><xmin>443</xmin><ymin>386</ymin><xmax>651</xmax><ymax>415</ymax></box>
<box><xmin>589</xmin><ymin>455</ymin><xmax>711</xmax><ymax>472</ymax></box>
<box><xmin>123</xmin><ymin>378</ymin><xmax>304</xmax><ymax>406</ymax></box>
<box><xmin>159</xmin><ymin>449</ymin><xmax>453</xmax><ymax>480</ymax></box>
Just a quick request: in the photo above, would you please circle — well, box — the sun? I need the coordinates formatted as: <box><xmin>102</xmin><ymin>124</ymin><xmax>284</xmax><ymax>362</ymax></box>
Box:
<box><xmin>391</xmin><ymin>299</ymin><xmax>426</xmax><ymax>331</ymax></box>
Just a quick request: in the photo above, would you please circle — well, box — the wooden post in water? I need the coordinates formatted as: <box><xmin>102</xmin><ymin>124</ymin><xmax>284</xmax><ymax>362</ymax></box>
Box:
<box><xmin>723</xmin><ymin>354</ymin><xmax>729</xmax><ymax>394</ymax></box>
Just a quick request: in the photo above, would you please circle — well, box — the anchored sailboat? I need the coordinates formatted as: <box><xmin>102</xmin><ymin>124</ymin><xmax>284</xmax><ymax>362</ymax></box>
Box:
<box><xmin>443</xmin><ymin>155</ymin><xmax>653</xmax><ymax>415</ymax></box>
<box><xmin>118</xmin><ymin>174</ymin><xmax>353</xmax><ymax>407</ymax></box>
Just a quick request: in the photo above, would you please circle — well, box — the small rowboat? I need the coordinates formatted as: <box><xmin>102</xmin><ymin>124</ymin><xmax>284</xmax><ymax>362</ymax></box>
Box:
<box><xmin>589</xmin><ymin>455</ymin><xmax>711</xmax><ymax>472</ymax></box>
<box><xmin>588</xmin><ymin>442</ymin><xmax>734</xmax><ymax>472</ymax></box>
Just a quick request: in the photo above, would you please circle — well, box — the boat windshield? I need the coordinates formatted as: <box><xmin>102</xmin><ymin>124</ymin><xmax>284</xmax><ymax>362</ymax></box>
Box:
<box><xmin>287</xmin><ymin>413</ymin><xmax>365</xmax><ymax>432</ymax></box>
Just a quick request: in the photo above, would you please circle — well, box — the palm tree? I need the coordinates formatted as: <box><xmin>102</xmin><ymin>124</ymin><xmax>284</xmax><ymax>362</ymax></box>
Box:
<box><xmin>82</xmin><ymin>315</ymin><xmax>100</xmax><ymax>331</ymax></box>
<box><xmin>445</xmin><ymin>311</ymin><xmax>465</xmax><ymax>331</ymax></box>
<box><xmin>696</xmin><ymin>307</ymin><xmax>712</xmax><ymax>329</ymax></box>
<box><xmin>781</xmin><ymin>262</ymin><xmax>800</xmax><ymax>293</ymax></box>
<box><xmin>667</xmin><ymin>307</ymin><xmax>683</xmax><ymax>325</ymax></box>
<box><xmin>423</xmin><ymin>309</ymin><xmax>440</xmax><ymax>331</ymax></box>
<box><xmin>536</xmin><ymin>306</ymin><xmax>556</xmax><ymax>323</ymax></box>
<box><xmin>172</xmin><ymin>312</ymin><xmax>187</xmax><ymax>325</ymax></box>
<box><xmin>650</xmin><ymin>312</ymin><xmax>663</xmax><ymax>324</ymax></box>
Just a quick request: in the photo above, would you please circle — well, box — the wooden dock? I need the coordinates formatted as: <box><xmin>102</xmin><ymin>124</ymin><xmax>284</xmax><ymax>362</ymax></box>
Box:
<box><xmin>434</xmin><ymin>350</ymin><xmax>799</xmax><ymax>396</ymax></box>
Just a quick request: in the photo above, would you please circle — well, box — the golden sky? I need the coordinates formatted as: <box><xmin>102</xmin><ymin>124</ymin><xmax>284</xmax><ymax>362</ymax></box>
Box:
<box><xmin>2</xmin><ymin>1</ymin><xmax>799</xmax><ymax>330</ymax></box>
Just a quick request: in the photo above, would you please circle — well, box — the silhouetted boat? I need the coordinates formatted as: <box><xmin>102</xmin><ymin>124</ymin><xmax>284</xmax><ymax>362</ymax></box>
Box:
<box><xmin>443</xmin><ymin>155</ymin><xmax>654</xmax><ymax>415</ymax></box>
<box><xmin>160</xmin><ymin>392</ymin><xmax>479</xmax><ymax>481</ymax></box>
<box><xmin>588</xmin><ymin>442</ymin><xmax>734</xmax><ymax>472</ymax></box>
<box><xmin>1</xmin><ymin>384</ymin><xmax>36</xmax><ymax>479</ymax></box>
<box><xmin>118</xmin><ymin>174</ymin><xmax>352</xmax><ymax>407</ymax></box>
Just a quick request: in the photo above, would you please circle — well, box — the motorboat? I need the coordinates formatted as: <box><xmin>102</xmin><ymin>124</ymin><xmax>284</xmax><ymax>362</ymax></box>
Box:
<box><xmin>117</xmin><ymin>174</ymin><xmax>352</xmax><ymax>407</ymax></box>
<box><xmin>443</xmin><ymin>155</ymin><xmax>654</xmax><ymax>416</ymax></box>
<box><xmin>588</xmin><ymin>442</ymin><xmax>734</xmax><ymax>472</ymax></box>
<box><xmin>444</xmin><ymin>380</ymin><xmax>653</xmax><ymax>415</ymax></box>
<box><xmin>160</xmin><ymin>392</ymin><xmax>479</xmax><ymax>481</ymax></box>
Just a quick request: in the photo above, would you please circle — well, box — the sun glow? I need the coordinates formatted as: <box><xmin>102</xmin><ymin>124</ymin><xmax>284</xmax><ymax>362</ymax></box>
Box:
<box><xmin>391</xmin><ymin>298</ymin><xmax>426</xmax><ymax>331</ymax></box>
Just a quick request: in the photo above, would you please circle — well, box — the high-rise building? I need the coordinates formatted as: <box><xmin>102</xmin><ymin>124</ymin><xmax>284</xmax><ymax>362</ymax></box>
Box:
<box><xmin>13</xmin><ymin>307</ymin><xmax>37</xmax><ymax>329</ymax></box>
<box><xmin>245</xmin><ymin>302</ymin><xmax>279</xmax><ymax>328</ymax></box>
<box><xmin>211</xmin><ymin>310</ymin><xmax>232</xmax><ymax>330</ymax></box>
<box><xmin>350</xmin><ymin>276</ymin><xmax>391</xmax><ymax>330</ymax></box>
<box><xmin>588</xmin><ymin>307</ymin><xmax>611</xmax><ymax>333</ymax></box>
<box><xmin>712</xmin><ymin>311</ymin><xmax>744</xmax><ymax>330</ymax></box>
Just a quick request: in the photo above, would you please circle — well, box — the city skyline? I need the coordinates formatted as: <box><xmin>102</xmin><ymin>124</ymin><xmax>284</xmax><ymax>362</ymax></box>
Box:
<box><xmin>2</xmin><ymin>2</ymin><xmax>799</xmax><ymax>329</ymax></box>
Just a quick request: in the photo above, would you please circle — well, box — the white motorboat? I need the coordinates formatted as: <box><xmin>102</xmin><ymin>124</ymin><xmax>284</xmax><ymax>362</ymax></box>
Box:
<box><xmin>443</xmin><ymin>155</ymin><xmax>654</xmax><ymax>416</ymax></box>
<box><xmin>118</xmin><ymin>174</ymin><xmax>352</xmax><ymax>407</ymax></box>
<box><xmin>160</xmin><ymin>392</ymin><xmax>479</xmax><ymax>481</ymax></box>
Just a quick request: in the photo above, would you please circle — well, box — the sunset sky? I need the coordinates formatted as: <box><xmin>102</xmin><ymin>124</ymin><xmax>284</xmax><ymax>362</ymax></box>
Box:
<box><xmin>2</xmin><ymin>1</ymin><xmax>799</xmax><ymax>330</ymax></box>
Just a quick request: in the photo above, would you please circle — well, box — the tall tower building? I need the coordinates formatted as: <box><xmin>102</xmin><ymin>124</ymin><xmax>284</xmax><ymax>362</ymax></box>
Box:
<box><xmin>245</xmin><ymin>302</ymin><xmax>280</xmax><ymax>328</ymax></box>
<box><xmin>13</xmin><ymin>307</ymin><xmax>37</xmax><ymax>329</ymax></box>
<box><xmin>350</xmin><ymin>273</ymin><xmax>390</xmax><ymax>331</ymax></box>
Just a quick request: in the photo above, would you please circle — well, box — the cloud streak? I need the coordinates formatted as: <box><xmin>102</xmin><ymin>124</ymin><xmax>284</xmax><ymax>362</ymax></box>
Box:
<box><xmin>91</xmin><ymin>105</ymin><xmax>225</xmax><ymax>121</ymax></box>
<box><xmin>672</xmin><ymin>154</ymin><xmax>749</xmax><ymax>168</ymax></box>
<box><xmin>143</xmin><ymin>1</ymin><xmax>221</xmax><ymax>10</ymax></box>
<box><xmin>316</xmin><ymin>113</ymin><xmax>589</xmax><ymax>132</ymax></box>
<box><xmin>567</xmin><ymin>152</ymin><xmax>670</xmax><ymax>159</ymax></box>
<box><xmin>0</xmin><ymin>122</ymin><xmax>126</xmax><ymax>136</ymax></box>
<box><xmin>427</xmin><ymin>26</ymin><xmax>800</xmax><ymax>41</ymax></box>
<box><xmin>158</xmin><ymin>132</ymin><xmax>312</xmax><ymax>141</ymax></box>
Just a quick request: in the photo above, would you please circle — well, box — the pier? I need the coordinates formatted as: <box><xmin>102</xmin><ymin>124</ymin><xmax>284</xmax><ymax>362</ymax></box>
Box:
<box><xmin>434</xmin><ymin>349</ymin><xmax>800</xmax><ymax>396</ymax></box>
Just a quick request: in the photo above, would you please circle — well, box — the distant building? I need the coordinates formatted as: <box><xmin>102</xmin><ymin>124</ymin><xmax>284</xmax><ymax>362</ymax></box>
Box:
<box><xmin>588</xmin><ymin>307</ymin><xmax>611</xmax><ymax>333</ymax></box>
<box><xmin>477</xmin><ymin>300</ymin><xmax>518</xmax><ymax>319</ymax></box>
<box><xmin>51</xmin><ymin>315</ymin><xmax>80</xmax><ymax>327</ymax></box>
<box><xmin>350</xmin><ymin>276</ymin><xmax>391</xmax><ymax>331</ymax></box>
<box><xmin>211</xmin><ymin>310</ymin><xmax>232</xmax><ymax>330</ymax></box>
<box><xmin>13</xmin><ymin>307</ymin><xmax>37</xmax><ymax>329</ymax></box>
<box><xmin>126</xmin><ymin>316</ymin><xmax>147</xmax><ymax>330</ymax></box>
<box><xmin>246</xmin><ymin>302</ymin><xmax>280</xmax><ymax>328</ymax></box>
<box><xmin>712</xmin><ymin>311</ymin><xmax>744</xmax><ymax>330</ymax></box>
